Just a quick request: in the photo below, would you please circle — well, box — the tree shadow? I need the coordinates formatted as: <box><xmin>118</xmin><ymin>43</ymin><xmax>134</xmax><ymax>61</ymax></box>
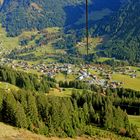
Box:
<box><xmin>63</xmin><ymin>0</ymin><xmax>122</xmax><ymax>30</ymax></box>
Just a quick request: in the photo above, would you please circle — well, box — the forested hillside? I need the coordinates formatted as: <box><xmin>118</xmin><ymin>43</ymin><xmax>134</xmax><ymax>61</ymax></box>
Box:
<box><xmin>98</xmin><ymin>0</ymin><xmax>140</xmax><ymax>64</ymax></box>
<box><xmin>0</xmin><ymin>0</ymin><xmax>124</xmax><ymax>36</ymax></box>
<box><xmin>0</xmin><ymin>87</ymin><xmax>139</xmax><ymax>139</ymax></box>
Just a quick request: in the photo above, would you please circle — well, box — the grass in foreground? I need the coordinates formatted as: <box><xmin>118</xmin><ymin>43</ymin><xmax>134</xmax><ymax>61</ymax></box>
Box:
<box><xmin>0</xmin><ymin>122</ymin><xmax>134</xmax><ymax>140</ymax></box>
<box><xmin>129</xmin><ymin>115</ymin><xmax>140</xmax><ymax>132</ymax></box>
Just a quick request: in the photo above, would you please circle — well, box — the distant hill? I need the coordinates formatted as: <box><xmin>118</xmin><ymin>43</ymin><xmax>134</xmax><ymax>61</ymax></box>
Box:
<box><xmin>0</xmin><ymin>0</ymin><xmax>124</xmax><ymax>36</ymax></box>
<box><xmin>98</xmin><ymin>0</ymin><xmax>140</xmax><ymax>64</ymax></box>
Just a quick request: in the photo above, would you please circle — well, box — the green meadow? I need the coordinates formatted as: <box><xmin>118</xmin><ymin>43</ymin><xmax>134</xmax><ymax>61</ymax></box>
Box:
<box><xmin>97</xmin><ymin>57</ymin><xmax>112</xmax><ymax>62</ymax></box>
<box><xmin>129</xmin><ymin>115</ymin><xmax>140</xmax><ymax>132</ymax></box>
<box><xmin>0</xmin><ymin>25</ymin><xmax>19</xmax><ymax>56</ymax></box>
<box><xmin>76</xmin><ymin>37</ymin><xmax>102</xmax><ymax>55</ymax></box>
<box><xmin>112</xmin><ymin>73</ymin><xmax>140</xmax><ymax>91</ymax></box>
<box><xmin>55</xmin><ymin>73</ymin><xmax>76</xmax><ymax>82</ymax></box>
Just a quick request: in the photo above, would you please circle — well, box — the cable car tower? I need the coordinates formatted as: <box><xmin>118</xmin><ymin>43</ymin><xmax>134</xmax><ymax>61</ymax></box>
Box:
<box><xmin>86</xmin><ymin>0</ymin><xmax>89</xmax><ymax>75</ymax></box>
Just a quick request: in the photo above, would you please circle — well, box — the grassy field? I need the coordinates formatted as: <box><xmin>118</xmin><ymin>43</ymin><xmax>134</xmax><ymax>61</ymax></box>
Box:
<box><xmin>43</xmin><ymin>27</ymin><xmax>60</xmax><ymax>33</ymax></box>
<box><xmin>17</xmin><ymin>27</ymin><xmax>64</xmax><ymax>63</ymax></box>
<box><xmin>89</xmin><ymin>68</ymin><xmax>100</xmax><ymax>75</ymax></box>
<box><xmin>97</xmin><ymin>57</ymin><xmax>112</xmax><ymax>63</ymax></box>
<box><xmin>127</xmin><ymin>66</ymin><xmax>140</xmax><ymax>71</ymax></box>
<box><xmin>112</xmin><ymin>73</ymin><xmax>140</xmax><ymax>91</ymax></box>
<box><xmin>0</xmin><ymin>24</ymin><xmax>19</xmax><ymax>56</ymax></box>
<box><xmin>0</xmin><ymin>24</ymin><xmax>62</xmax><ymax>58</ymax></box>
<box><xmin>48</xmin><ymin>88</ymin><xmax>74</xmax><ymax>97</ymax></box>
<box><xmin>128</xmin><ymin>115</ymin><xmax>140</xmax><ymax>132</ymax></box>
<box><xmin>55</xmin><ymin>73</ymin><xmax>76</xmax><ymax>82</ymax></box>
<box><xmin>76</xmin><ymin>37</ymin><xmax>102</xmax><ymax>55</ymax></box>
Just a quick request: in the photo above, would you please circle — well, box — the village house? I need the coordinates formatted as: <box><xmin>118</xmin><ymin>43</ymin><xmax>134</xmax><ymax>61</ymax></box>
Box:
<box><xmin>130</xmin><ymin>74</ymin><xmax>137</xmax><ymax>78</ymax></box>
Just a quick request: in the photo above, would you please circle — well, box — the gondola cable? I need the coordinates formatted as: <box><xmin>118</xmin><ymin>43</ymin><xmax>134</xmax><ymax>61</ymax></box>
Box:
<box><xmin>86</xmin><ymin>0</ymin><xmax>89</xmax><ymax>75</ymax></box>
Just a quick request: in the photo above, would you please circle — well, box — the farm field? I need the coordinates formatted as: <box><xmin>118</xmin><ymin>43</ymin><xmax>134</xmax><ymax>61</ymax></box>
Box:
<box><xmin>55</xmin><ymin>73</ymin><xmax>76</xmax><ymax>82</ymax></box>
<box><xmin>128</xmin><ymin>115</ymin><xmax>140</xmax><ymax>132</ymax></box>
<box><xmin>112</xmin><ymin>73</ymin><xmax>140</xmax><ymax>91</ymax></box>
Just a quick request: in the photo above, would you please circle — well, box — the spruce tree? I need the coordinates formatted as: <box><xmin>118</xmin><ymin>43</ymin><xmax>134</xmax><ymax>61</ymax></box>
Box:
<box><xmin>2</xmin><ymin>93</ymin><xmax>17</xmax><ymax>125</ymax></box>
<box><xmin>26</xmin><ymin>92</ymin><xmax>39</xmax><ymax>130</ymax></box>
<box><xmin>15</xmin><ymin>102</ymin><xmax>28</xmax><ymax>128</ymax></box>
<box><xmin>104</xmin><ymin>100</ymin><xmax>113</xmax><ymax>130</ymax></box>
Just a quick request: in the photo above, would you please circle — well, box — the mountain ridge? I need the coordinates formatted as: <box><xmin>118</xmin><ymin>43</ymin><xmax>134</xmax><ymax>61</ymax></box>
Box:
<box><xmin>0</xmin><ymin>0</ymin><xmax>124</xmax><ymax>36</ymax></box>
<box><xmin>97</xmin><ymin>0</ymin><xmax>140</xmax><ymax>64</ymax></box>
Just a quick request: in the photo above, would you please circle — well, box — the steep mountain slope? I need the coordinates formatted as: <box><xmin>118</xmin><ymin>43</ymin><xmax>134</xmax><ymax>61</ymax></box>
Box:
<box><xmin>0</xmin><ymin>0</ymin><xmax>83</xmax><ymax>36</ymax></box>
<box><xmin>0</xmin><ymin>0</ymin><xmax>124</xmax><ymax>36</ymax></box>
<box><xmin>107</xmin><ymin>0</ymin><xmax>140</xmax><ymax>39</ymax></box>
<box><xmin>98</xmin><ymin>0</ymin><xmax>140</xmax><ymax>64</ymax></box>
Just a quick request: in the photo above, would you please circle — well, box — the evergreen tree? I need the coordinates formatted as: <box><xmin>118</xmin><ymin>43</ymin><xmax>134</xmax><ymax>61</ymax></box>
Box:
<box><xmin>26</xmin><ymin>92</ymin><xmax>39</xmax><ymax>130</ymax></box>
<box><xmin>2</xmin><ymin>93</ymin><xmax>17</xmax><ymax>125</ymax></box>
<box><xmin>89</xmin><ymin>102</ymin><xmax>95</xmax><ymax>123</ymax></box>
<box><xmin>103</xmin><ymin>99</ymin><xmax>114</xmax><ymax>130</ymax></box>
<box><xmin>15</xmin><ymin>102</ymin><xmax>28</xmax><ymax>128</ymax></box>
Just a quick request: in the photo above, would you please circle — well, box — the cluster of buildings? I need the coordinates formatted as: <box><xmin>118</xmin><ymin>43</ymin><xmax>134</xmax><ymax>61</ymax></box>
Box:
<box><xmin>10</xmin><ymin>61</ymin><xmax>73</xmax><ymax>78</ymax></box>
<box><xmin>32</xmin><ymin>63</ymin><xmax>73</xmax><ymax>77</ymax></box>
<box><xmin>115</xmin><ymin>67</ymin><xmax>137</xmax><ymax>78</ymax></box>
<box><xmin>77</xmin><ymin>68</ymin><xmax>122</xmax><ymax>89</ymax></box>
<box><xmin>0</xmin><ymin>58</ymin><xmax>139</xmax><ymax>89</ymax></box>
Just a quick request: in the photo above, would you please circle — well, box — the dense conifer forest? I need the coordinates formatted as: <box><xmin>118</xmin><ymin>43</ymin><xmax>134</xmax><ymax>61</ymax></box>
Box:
<box><xmin>0</xmin><ymin>87</ymin><xmax>139</xmax><ymax>138</ymax></box>
<box><xmin>96</xmin><ymin>0</ymin><xmax>140</xmax><ymax>64</ymax></box>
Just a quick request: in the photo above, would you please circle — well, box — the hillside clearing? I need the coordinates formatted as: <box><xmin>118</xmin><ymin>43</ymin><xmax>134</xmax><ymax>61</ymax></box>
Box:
<box><xmin>76</xmin><ymin>37</ymin><xmax>102</xmax><ymax>55</ymax></box>
<box><xmin>0</xmin><ymin>25</ymin><xmax>19</xmax><ymax>56</ymax></box>
<box><xmin>112</xmin><ymin>74</ymin><xmax>140</xmax><ymax>91</ymax></box>
<box><xmin>128</xmin><ymin>115</ymin><xmax>140</xmax><ymax>132</ymax></box>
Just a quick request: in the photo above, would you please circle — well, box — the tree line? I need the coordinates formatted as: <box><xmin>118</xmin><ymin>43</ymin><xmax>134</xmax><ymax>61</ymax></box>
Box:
<box><xmin>59</xmin><ymin>80</ymin><xmax>140</xmax><ymax>115</ymax></box>
<box><xmin>0</xmin><ymin>66</ymin><xmax>56</xmax><ymax>93</ymax></box>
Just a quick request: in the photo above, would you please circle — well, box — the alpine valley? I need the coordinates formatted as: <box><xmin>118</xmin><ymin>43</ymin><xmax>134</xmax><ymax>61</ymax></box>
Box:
<box><xmin>0</xmin><ymin>0</ymin><xmax>140</xmax><ymax>140</ymax></box>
